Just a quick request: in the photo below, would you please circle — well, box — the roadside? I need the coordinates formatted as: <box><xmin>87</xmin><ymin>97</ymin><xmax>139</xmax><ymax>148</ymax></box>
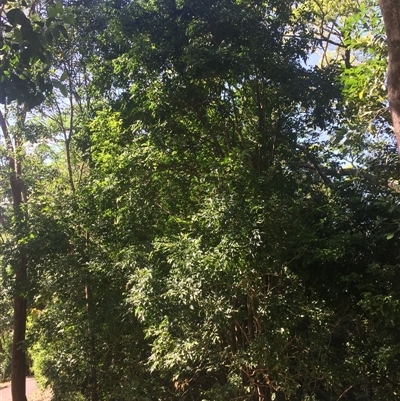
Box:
<box><xmin>0</xmin><ymin>378</ymin><xmax>52</xmax><ymax>401</ymax></box>
<box><xmin>27</xmin><ymin>387</ymin><xmax>53</xmax><ymax>401</ymax></box>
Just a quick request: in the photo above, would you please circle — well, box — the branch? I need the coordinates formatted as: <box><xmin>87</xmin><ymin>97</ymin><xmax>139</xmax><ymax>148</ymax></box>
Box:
<box><xmin>0</xmin><ymin>109</ymin><xmax>14</xmax><ymax>155</ymax></box>
<box><xmin>297</xmin><ymin>145</ymin><xmax>333</xmax><ymax>187</ymax></box>
<box><xmin>318</xmin><ymin>36</ymin><xmax>346</xmax><ymax>49</ymax></box>
<box><xmin>299</xmin><ymin>163</ymin><xmax>397</xmax><ymax>189</ymax></box>
<box><xmin>299</xmin><ymin>163</ymin><xmax>357</xmax><ymax>178</ymax></box>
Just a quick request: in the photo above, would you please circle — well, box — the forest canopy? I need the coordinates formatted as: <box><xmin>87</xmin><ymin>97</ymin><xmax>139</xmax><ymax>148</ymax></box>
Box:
<box><xmin>1</xmin><ymin>1</ymin><xmax>400</xmax><ymax>401</ymax></box>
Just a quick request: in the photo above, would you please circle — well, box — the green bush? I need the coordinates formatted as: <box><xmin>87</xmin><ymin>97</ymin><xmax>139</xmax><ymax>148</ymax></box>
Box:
<box><xmin>0</xmin><ymin>331</ymin><xmax>12</xmax><ymax>382</ymax></box>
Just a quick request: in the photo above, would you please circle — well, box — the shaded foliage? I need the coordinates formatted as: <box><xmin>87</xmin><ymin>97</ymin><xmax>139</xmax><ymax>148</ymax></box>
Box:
<box><xmin>1</xmin><ymin>1</ymin><xmax>400</xmax><ymax>401</ymax></box>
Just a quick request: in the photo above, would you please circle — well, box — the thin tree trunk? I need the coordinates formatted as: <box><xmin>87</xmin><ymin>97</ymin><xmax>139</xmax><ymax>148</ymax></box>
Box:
<box><xmin>85</xmin><ymin>283</ymin><xmax>99</xmax><ymax>401</ymax></box>
<box><xmin>1</xmin><ymin>108</ymin><xmax>28</xmax><ymax>401</ymax></box>
<box><xmin>11</xmin><ymin>282</ymin><xmax>27</xmax><ymax>401</ymax></box>
<box><xmin>66</xmin><ymin>71</ymin><xmax>75</xmax><ymax>192</ymax></box>
<box><xmin>379</xmin><ymin>0</ymin><xmax>400</xmax><ymax>151</ymax></box>
<box><xmin>84</xmin><ymin>229</ymin><xmax>98</xmax><ymax>401</ymax></box>
<box><xmin>11</xmin><ymin>152</ymin><xmax>28</xmax><ymax>401</ymax></box>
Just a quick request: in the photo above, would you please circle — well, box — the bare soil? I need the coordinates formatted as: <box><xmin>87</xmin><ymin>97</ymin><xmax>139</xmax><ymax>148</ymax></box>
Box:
<box><xmin>0</xmin><ymin>379</ymin><xmax>52</xmax><ymax>401</ymax></box>
<box><xmin>27</xmin><ymin>387</ymin><xmax>53</xmax><ymax>401</ymax></box>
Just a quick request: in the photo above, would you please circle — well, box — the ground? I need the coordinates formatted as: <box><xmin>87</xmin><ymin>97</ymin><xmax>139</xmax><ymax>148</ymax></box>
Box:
<box><xmin>28</xmin><ymin>387</ymin><xmax>53</xmax><ymax>401</ymax></box>
<box><xmin>0</xmin><ymin>378</ymin><xmax>52</xmax><ymax>401</ymax></box>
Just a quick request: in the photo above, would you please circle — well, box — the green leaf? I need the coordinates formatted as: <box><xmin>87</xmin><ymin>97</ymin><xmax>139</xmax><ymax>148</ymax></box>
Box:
<box><xmin>47</xmin><ymin>7</ymin><xmax>57</xmax><ymax>19</ymax></box>
<box><xmin>46</xmin><ymin>16</ymin><xmax>55</xmax><ymax>27</ymax></box>
<box><xmin>60</xmin><ymin>71</ymin><xmax>68</xmax><ymax>82</ymax></box>
<box><xmin>55</xmin><ymin>2</ymin><xmax>63</xmax><ymax>14</ymax></box>
<box><xmin>12</xmin><ymin>27</ymin><xmax>23</xmax><ymax>42</ymax></box>
<box><xmin>63</xmin><ymin>14</ymin><xmax>75</xmax><ymax>25</ymax></box>
<box><xmin>52</xmin><ymin>79</ymin><xmax>68</xmax><ymax>97</ymax></box>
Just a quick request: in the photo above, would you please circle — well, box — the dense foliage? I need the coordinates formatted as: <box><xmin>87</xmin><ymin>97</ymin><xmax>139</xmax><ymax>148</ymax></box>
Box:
<box><xmin>1</xmin><ymin>0</ymin><xmax>400</xmax><ymax>400</ymax></box>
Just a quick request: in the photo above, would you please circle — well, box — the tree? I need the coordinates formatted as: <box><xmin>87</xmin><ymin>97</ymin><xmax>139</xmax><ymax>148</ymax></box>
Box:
<box><xmin>8</xmin><ymin>1</ymin><xmax>400</xmax><ymax>400</ymax></box>
<box><xmin>81</xmin><ymin>0</ymin><xmax>400</xmax><ymax>399</ymax></box>
<box><xmin>379</xmin><ymin>0</ymin><xmax>400</xmax><ymax>151</ymax></box>
<box><xmin>76</xmin><ymin>1</ymin><xmax>351</xmax><ymax>399</ymax></box>
<box><xmin>0</xmin><ymin>2</ymin><xmax>72</xmax><ymax>400</ymax></box>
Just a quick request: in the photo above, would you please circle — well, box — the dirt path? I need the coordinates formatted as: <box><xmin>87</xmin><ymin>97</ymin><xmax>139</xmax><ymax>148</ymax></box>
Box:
<box><xmin>0</xmin><ymin>378</ymin><xmax>49</xmax><ymax>401</ymax></box>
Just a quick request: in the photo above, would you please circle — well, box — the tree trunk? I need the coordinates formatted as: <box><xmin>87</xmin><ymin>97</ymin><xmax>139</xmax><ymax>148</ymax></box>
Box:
<box><xmin>379</xmin><ymin>0</ymin><xmax>400</xmax><ymax>151</ymax></box>
<box><xmin>11</xmin><ymin>156</ymin><xmax>28</xmax><ymax>401</ymax></box>
<box><xmin>1</xmin><ymin>108</ymin><xmax>28</xmax><ymax>401</ymax></box>
<box><xmin>85</xmin><ymin>283</ymin><xmax>99</xmax><ymax>401</ymax></box>
<box><xmin>11</xmin><ymin>290</ymin><xmax>27</xmax><ymax>401</ymax></box>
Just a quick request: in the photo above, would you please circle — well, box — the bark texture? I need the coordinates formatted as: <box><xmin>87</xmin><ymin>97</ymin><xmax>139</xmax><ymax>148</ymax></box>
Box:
<box><xmin>1</xmin><ymin>109</ymin><xmax>28</xmax><ymax>401</ymax></box>
<box><xmin>379</xmin><ymin>0</ymin><xmax>400</xmax><ymax>151</ymax></box>
<box><xmin>11</xmin><ymin>292</ymin><xmax>27</xmax><ymax>401</ymax></box>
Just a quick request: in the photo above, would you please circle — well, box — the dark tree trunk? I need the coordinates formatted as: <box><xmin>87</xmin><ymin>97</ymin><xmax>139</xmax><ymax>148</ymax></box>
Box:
<box><xmin>379</xmin><ymin>0</ymin><xmax>400</xmax><ymax>151</ymax></box>
<box><xmin>1</xmin><ymin>109</ymin><xmax>28</xmax><ymax>401</ymax></box>
<box><xmin>11</xmin><ymin>163</ymin><xmax>28</xmax><ymax>401</ymax></box>
<box><xmin>11</xmin><ymin>292</ymin><xmax>27</xmax><ymax>401</ymax></box>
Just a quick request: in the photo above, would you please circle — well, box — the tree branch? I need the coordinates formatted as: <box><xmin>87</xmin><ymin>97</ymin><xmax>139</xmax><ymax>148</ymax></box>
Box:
<box><xmin>297</xmin><ymin>145</ymin><xmax>333</xmax><ymax>187</ymax></box>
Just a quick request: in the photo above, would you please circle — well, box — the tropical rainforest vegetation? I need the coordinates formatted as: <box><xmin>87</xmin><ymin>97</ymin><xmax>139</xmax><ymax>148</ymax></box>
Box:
<box><xmin>1</xmin><ymin>0</ymin><xmax>400</xmax><ymax>400</ymax></box>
